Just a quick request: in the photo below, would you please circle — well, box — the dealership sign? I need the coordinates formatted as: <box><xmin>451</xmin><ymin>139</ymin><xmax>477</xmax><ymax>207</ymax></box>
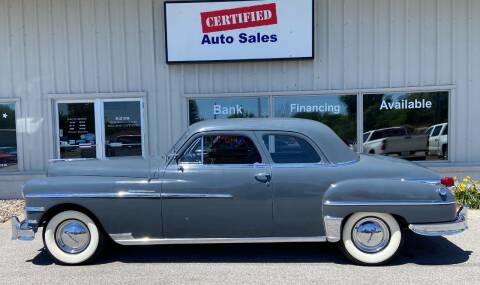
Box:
<box><xmin>164</xmin><ymin>0</ymin><xmax>314</xmax><ymax>63</ymax></box>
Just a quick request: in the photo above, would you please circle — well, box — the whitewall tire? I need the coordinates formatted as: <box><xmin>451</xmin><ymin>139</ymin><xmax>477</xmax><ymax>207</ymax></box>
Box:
<box><xmin>43</xmin><ymin>210</ymin><xmax>104</xmax><ymax>265</ymax></box>
<box><xmin>341</xmin><ymin>212</ymin><xmax>403</xmax><ymax>265</ymax></box>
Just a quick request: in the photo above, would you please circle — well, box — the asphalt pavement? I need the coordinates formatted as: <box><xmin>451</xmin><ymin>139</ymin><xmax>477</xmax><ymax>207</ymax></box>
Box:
<box><xmin>0</xmin><ymin>211</ymin><xmax>479</xmax><ymax>285</ymax></box>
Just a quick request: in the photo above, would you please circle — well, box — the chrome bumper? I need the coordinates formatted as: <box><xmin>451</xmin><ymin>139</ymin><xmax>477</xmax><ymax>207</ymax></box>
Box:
<box><xmin>11</xmin><ymin>216</ymin><xmax>36</xmax><ymax>241</ymax></box>
<box><xmin>409</xmin><ymin>206</ymin><xmax>468</xmax><ymax>236</ymax></box>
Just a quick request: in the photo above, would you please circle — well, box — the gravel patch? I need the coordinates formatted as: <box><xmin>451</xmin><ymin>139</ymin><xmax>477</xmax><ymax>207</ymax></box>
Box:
<box><xmin>0</xmin><ymin>200</ymin><xmax>25</xmax><ymax>223</ymax></box>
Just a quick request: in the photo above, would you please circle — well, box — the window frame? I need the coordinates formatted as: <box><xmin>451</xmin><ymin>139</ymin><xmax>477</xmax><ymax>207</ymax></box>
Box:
<box><xmin>255</xmin><ymin>131</ymin><xmax>325</xmax><ymax>165</ymax></box>
<box><xmin>102</xmin><ymin>98</ymin><xmax>145</xmax><ymax>159</ymax></box>
<box><xmin>177</xmin><ymin>137</ymin><xmax>203</xmax><ymax>165</ymax></box>
<box><xmin>185</xmin><ymin>86</ymin><xmax>453</xmax><ymax>164</ymax></box>
<box><xmin>54</xmin><ymin>97</ymin><xmax>145</xmax><ymax>160</ymax></box>
<box><xmin>176</xmin><ymin>131</ymin><xmax>266</xmax><ymax>167</ymax></box>
<box><xmin>261</xmin><ymin>133</ymin><xmax>322</xmax><ymax>164</ymax></box>
<box><xmin>0</xmin><ymin>98</ymin><xmax>21</xmax><ymax>171</ymax></box>
<box><xmin>187</xmin><ymin>96</ymin><xmax>271</xmax><ymax>125</ymax></box>
<box><xmin>360</xmin><ymin>90</ymin><xmax>451</xmax><ymax>162</ymax></box>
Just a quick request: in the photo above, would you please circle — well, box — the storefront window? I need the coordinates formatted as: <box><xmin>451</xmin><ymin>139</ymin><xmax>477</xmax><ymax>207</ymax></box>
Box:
<box><xmin>273</xmin><ymin>95</ymin><xmax>357</xmax><ymax>146</ymax></box>
<box><xmin>188</xmin><ymin>97</ymin><xmax>269</xmax><ymax>125</ymax></box>
<box><xmin>0</xmin><ymin>103</ymin><xmax>17</xmax><ymax>170</ymax></box>
<box><xmin>363</xmin><ymin>91</ymin><xmax>449</xmax><ymax>160</ymax></box>
<box><xmin>104</xmin><ymin>101</ymin><xmax>142</xmax><ymax>158</ymax></box>
<box><xmin>57</xmin><ymin>98</ymin><xmax>144</xmax><ymax>160</ymax></box>
<box><xmin>58</xmin><ymin>103</ymin><xmax>96</xmax><ymax>159</ymax></box>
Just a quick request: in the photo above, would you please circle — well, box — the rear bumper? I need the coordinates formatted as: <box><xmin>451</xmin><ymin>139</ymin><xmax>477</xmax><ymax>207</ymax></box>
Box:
<box><xmin>11</xmin><ymin>216</ymin><xmax>36</xmax><ymax>241</ymax></box>
<box><xmin>409</xmin><ymin>205</ymin><xmax>468</xmax><ymax>236</ymax></box>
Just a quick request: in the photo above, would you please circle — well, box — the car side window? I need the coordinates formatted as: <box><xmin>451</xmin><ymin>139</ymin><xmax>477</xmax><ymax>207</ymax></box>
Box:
<box><xmin>262</xmin><ymin>134</ymin><xmax>321</xmax><ymax>164</ymax></box>
<box><xmin>178</xmin><ymin>137</ymin><xmax>202</xmax><ymax>164</ymax></box>
<box><xmin>178</xmin><ymin>135</ymin><xmax>262</xmax><ymax>165</ymax></box>
<box><xmin>442</xmin><ymin>125</ymin><xmax>448</xmax><ymax>136</ymax></box>
<box><xmin>431</xmin><ymin>126</ymin><xmax>442</xmax><ymax>137</ymax></box>
<box><xmin>203</xmin><ymin>135</ymin><xmax>262</xmax><ymax>165</ymax></box>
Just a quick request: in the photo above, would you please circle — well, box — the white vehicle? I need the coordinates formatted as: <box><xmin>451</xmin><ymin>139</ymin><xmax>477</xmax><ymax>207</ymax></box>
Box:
<box><xmin>363</xmin><ymin>127</ymin><xmax>428</xmax><ymax>160</ymax></box>
<box><xmin>425</xmin><ymin>123</ymin><xmax>448</xmax><ymax>158</ymax></box>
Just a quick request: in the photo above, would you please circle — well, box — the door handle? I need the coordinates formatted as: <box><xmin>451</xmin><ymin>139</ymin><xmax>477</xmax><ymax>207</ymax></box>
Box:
<box><xmin>255</xmin><ymin>173</ymin><xmax>271</xmax><ymax>184</ymax></box>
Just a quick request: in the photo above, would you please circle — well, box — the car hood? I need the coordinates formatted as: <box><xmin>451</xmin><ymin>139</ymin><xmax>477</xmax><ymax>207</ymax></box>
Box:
<box><xmin>47</xmin><ymin>158</ymin><xmax>162</xmax><ymax>178</ymax></box>
<box><xmin>355</xmin><ymin>154</ymin><xmax>440</xmax><ymax>180</ymax></box>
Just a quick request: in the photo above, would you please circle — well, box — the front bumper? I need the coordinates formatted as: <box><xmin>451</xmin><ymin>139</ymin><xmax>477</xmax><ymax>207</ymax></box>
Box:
<box><xmin>409</xmin><ymin>206</ymin><xmax>468</xmax><ymax>236</ymax></box>
<box><xmin>11</xmin><ymin>216</ymin><xmax>36</xmax><ymax>241</ymax></box>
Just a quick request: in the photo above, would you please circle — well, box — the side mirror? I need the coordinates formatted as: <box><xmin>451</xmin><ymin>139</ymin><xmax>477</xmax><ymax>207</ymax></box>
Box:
<box><xmin>167</xmin><ymin>153</ymin><xmax>184</xmax><ymax>172</ymax></box>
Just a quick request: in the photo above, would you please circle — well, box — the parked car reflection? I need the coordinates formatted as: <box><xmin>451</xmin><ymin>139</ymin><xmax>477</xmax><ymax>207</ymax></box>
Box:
<box><xmin>105</xmin><ymin>135</ymin><xmax>142</xmax><ymax>157</ymax></box>
<box><xmin>425</xmin><ymin>123</ymin><xmax>448</xmax><ymax>159</ymax></box>
<box><xmin>363</xmin><ymin>126</ymin><xmax>428</xmax><ymax>160</ymax></box>
<box><xmin>0</xmin><ymin>147</ymin><xmax>17</xmax><ymax>168</ymax></box>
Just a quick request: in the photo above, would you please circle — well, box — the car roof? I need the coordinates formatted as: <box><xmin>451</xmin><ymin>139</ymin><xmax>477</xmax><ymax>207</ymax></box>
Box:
<box><xmin>431</xmin><ymin>122</ymin><xmax>448</xmax><ymax>128</ymax></box>
<box><xmin>186</xmin><ymin>118</ymin><xmax>359</xmax><ymax>164</ymax></box>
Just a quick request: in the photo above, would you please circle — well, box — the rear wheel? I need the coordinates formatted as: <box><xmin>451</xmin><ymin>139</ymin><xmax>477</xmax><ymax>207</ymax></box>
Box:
<box><xmin>43</xmin><ymin>210</ymin><xmax>104</xmax><ymax>265</ymax></box>
<box><xmin>340</xmin><ymin>212</ymin><xmax>403</xmax><ymax>266</ymax></box>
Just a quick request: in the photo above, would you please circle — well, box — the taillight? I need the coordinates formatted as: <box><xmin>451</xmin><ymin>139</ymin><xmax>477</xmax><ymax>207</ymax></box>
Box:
<box><xmin>440</xmin><ymin>176</ymin><xmax>455</xmax><ymax>187</ymax></box>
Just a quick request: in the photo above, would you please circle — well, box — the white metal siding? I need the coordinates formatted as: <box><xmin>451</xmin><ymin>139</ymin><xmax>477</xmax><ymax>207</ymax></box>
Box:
<box><xmin>0</xmin><ymin>0</ymin><xmax>479</xmax><ymax>176</ymax></box>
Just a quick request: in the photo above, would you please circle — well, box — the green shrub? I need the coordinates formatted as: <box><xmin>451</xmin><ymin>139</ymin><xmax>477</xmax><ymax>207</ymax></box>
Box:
<box><xmin>454</xmin><ymin>176</ymin><xmax>480</xmax><ymax>209</ymax></box>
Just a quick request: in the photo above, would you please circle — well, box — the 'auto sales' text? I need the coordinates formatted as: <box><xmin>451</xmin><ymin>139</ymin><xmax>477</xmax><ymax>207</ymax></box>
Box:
<box><xmin>201</xmin><ymin>33</ymin><xmax>277</xmax><ymax>45</ymax></box>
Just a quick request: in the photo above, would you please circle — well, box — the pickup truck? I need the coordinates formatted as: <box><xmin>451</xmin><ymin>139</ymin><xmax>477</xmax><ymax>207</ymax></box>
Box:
<box><xmin>363</xmin><ymin>127</ymin><xmax>428</xmax><ymax>160</ymax></box>
<box><xmin>425</xmin><ymin>123</ymin><xmax>448</xmax><ymax>159</ymax></box>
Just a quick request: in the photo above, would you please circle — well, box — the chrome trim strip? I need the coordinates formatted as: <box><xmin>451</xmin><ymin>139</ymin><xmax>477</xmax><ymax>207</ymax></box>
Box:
<box><xmin>270</xmin><ymin>158</ymin><xmax>360</xmax><ymax>168</ymax></box>
<box><xmin>323</xmin><ymin>216</ymin><xmax>343</xmax><ymax>242</ymax></box>
<box><xmin>110</xmin><ymin>234</ymin><xmax>327</xmax><ymax>246</ymax></box>
<box><xmin>25</xmin><ymin>207</ymin><xmax>45</xmax><ymax>213</ymax></box>
<box><xmin>25</xmin><ymin>192</ymin><xmax>233</xmax><ymax>199</ymax></box>
<box><xmin>409</xmin><ymin>206</ymin><xmax>468</xmax><ymax>236</ymax></box>
<box><xmin>49</xmin><ymin>158</ymin><xmax>96</xmax><ymax>163</ymax></box>
<box><xmin>324</xmin><ymin>200</ymin><xmax>457</xmax><ymax>206</ymax></box>
<box><xmin>161</xmin><ymin>193</ymin><xmax>233</xmax><ymax>199</ymax></box>
<box><xmin>180</xmin><ymin>164</ymin><xmax>269</xmax><ymax>169</ymax></box>
<box><xmin>400</xmin><ymin>178</ymin><xmax>440</xmax><ymax>185</ymax></box>
<box><xmin>25</xmin><ymin>192</ymin><xmax>161</xmax><ymax>199</ymax></box>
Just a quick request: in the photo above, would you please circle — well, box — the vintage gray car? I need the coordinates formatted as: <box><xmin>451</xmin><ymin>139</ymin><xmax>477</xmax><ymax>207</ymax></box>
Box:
<box><xmin>12</xmin><ymin>118</ymin><xmax>467</xmax><ymax>265</ymax></box>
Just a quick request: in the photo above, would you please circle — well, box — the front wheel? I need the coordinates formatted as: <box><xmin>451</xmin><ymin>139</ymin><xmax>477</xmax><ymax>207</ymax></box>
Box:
<box><xmin>43</xmin><ymin>210</ymin><xmax>104</xmax><ymax>265</ymax></box>
<box><xmin>340</xmin><ymin>212</ymin><xmax>403</xmax><ymax>266</ymax></box>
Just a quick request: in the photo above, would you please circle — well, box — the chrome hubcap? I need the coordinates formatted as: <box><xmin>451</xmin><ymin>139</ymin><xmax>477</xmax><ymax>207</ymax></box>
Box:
<box><xmin>55</xmin><ymin>219</ymin><xmax>91</xmax><ymax>254</ymax></box>
<box><xmin>352</xmin><ymin>217</ymin><xmax>390</xmax><ymax>253</ymax></box>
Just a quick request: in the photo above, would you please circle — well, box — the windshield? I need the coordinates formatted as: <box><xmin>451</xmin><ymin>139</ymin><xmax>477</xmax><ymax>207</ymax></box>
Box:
<box><xmin>165</xmin><ymin>130</ymin><xmax>190</xmax><ymax>159</ymax></box>
<box><xmin>363</xmin><ymin>132</ymin><xmax>371</xmax><ymax>143</ymax></box>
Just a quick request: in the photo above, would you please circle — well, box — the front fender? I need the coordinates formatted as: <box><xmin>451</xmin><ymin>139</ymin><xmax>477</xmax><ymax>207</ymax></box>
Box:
<box><xmin>322</xmin><ymin>178</ymin><xmax>457</xmax><ymax>224</ymax></box>
<box><xmin>22</xmin><ymin>176</ymin><xmax>163</xmax><ymax>238</ymax></box>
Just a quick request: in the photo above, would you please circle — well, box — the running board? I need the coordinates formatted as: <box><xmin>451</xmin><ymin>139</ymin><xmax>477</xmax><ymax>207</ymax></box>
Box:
<box><xmin>110</xmin><ymin>233</ymin><xmax>327</xmax><ymax>246</ymax></box>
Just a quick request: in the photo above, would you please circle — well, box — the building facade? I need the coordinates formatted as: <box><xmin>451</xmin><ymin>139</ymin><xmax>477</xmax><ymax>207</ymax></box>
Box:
<box><xmin>0</xmin><ymin>0</ymin><xmax>479</xmax><ymax>197</ymax></box>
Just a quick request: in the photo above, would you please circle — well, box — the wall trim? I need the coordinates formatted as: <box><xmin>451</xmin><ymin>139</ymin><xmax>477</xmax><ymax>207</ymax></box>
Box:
<box><xmin>47</xmin><ymin>92</ymin><xmax>146</xmax><ymax>100</ymax></box>
<box><xmin>181</xmin><ymin>85</ymin><xmax>456</xmax><ymax>98</ymax></box>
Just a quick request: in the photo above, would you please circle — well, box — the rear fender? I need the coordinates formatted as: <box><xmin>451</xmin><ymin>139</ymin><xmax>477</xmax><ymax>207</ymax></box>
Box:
<box><xmin>322</xmin><ymin>178</ymin><xmax>457</xmax><ymax>224</ymax></box>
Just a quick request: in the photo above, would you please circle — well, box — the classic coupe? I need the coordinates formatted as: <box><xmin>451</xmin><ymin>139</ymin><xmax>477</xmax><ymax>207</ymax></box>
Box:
<box><xmin>12</xmin><ymin>118</ymin><xmax>467</xmax><ymax>265</ymax></box>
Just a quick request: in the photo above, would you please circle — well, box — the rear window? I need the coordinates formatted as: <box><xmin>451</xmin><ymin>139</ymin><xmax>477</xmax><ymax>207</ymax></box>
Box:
<box><xmin>370</xmin><ymin>128</ymin><xmax>406</xmax><ymax>140</ymax></box>
<box><xmin>263</xmin><ymin>134</ymin><xmax>320</xmax><ymax>164</ymax></box>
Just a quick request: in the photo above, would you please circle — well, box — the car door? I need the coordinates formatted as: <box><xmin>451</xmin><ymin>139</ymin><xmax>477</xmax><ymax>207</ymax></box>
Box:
<box><xmin>161</xmin><ymin>131</ymin><xmax>273</xmax><ymax>238</ymax></box>
<box><xmin>256</xmin><ymin>131</ymin><xmax>329</xmax><ymax>237</ymax></box>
